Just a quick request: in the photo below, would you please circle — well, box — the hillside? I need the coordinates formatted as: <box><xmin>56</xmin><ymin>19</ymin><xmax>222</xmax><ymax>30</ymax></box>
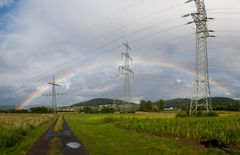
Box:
<box><xmin>164</xmin><ymin>98</ymin><xmax>191</xmax><ymax>107</ymax></box>
<box><xmin>154</xmin><ymin>97</ymin><xmax>240</xmax><ymax>111</ymax></box>
<box><xmin>72</xmin><ymin>98</ymin><xmax>137</xmax><ymax>107</ymax></box>
<box><xmin>211</xmin><ymin>97</ymin><xmax>239</xmax><ymax>104</ymax></box>
<box><xmin>72</xmin><ymin>97</ymin><xmax>240</xmax><ymax>111</ymax></box>
<box><xmin>211</xmin><ymin>97</ymin><xmax>240</xmax><ymax>111</ymax></box>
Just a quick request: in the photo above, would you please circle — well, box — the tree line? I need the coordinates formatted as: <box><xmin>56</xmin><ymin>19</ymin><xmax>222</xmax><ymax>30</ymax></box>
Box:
<box><xmin>139</xmin><ymin>100</ymin><xmax>164</xmax><ymax>112</ymax></box>
<box><xmin>0</xmin><ymin>107</ymin><xmax>54</xmax><ymax>113</ymax></box>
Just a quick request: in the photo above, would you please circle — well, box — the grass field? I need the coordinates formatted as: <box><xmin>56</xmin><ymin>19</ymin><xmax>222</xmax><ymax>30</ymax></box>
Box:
<box><xmin>0</xmin><ymin>114</ymin><xmax>54</xmax><ymax>155</ymax></box>
<box><xmin>65</xmin><ymin>113</ymin><xmax>239</xmax><ymax>155</ymax></box>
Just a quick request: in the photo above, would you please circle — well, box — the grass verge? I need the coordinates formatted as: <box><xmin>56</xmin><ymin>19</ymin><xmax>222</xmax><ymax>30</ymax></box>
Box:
<box><xmin>54</xmin><ymin>114</ymin><xmax>63</xmax><ymax>132</ymax></box>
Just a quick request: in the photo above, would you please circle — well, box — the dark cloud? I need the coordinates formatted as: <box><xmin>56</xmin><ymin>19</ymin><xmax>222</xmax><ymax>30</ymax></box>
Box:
<box><xmin>0</xmin><ymin>84</ymin><xmax>22</xmax><ymax>105</ymax></box>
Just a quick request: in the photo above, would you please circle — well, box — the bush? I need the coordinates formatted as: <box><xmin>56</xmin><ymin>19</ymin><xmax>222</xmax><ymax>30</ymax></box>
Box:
<box><xmin>176</xmin><ymin>112</ymin><xmax>188</xmax><ymax>118</ymax></box>
<box><xmin>100</xmin><ymin>107</ymin><xmax>115</xmax><ymax>113</ymax></box>
<box><xmin>207</xmin><ymin>111</ymin><xmax>219</xmax><ymax>117</ymax></box>
<box><xmin>120</xmin><ymin>110</ymin><xmax>136</xmax><ymax>113</ymax></box>
<box><xmin>193</xmin><ymin>111</ymin><xmax>218</xmax><ymax>117</ymax></box>
<box><xmin>83</xmin><ymin>107</ymin><xmax>98</xmax><ymax>114</ymax></box>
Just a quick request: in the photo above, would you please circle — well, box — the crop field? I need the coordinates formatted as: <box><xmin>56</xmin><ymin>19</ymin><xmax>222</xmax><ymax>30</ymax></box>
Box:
<box><xmin>115</xmin><ymin>116</ymin><xmax>240</xmax><ymax>146</ymax></box>
<box><xmin>0</xmin><ymin>114</ymin><xmax>54</xmax><ymax>155</ymax></box>
<box><xmin>65</xmin><ymin>112</ymin><xmax>240</xmax><ymax>155</ymax></box>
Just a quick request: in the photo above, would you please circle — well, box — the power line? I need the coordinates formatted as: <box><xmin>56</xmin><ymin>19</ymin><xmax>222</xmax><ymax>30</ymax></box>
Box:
<box><xmin>43</xmin><ymin>0</ymin><xmax>147</xmax><ymax>54</ymax></box>
<box><xmin>208</xmin><ymin>8</ymin><xmax>240</xmax><ymax>11</ymax></box>
<box><xmin>15</xmin><ymin>28</ymin><xmax>221</xmax><ymax>94</ymax></box>
<box><xmin>21</xmin><ymin>21</ymin><xmax>187</xmax><ymax>84</ymax></box>
<box><xmin>134</xmin><ymin>33</ymin><xmax>193</xmax><ymax>52</ymax></box>
<box><xmin>131</xmin><ymin>24</ymin><xmax>186</xmax><ymax>43</ymax></box>
<box><xmin>208</xmin><ymin>12</ymin><xmax>240</xmax><ymax>14</ymax></box>
<box><xmin>15</xmin><ymin>9</ymin><xmax>239</xmax><ymax>92</ymax></box>
<box><xmin>24</xmin><ymin>1</ymin><xmax>185</xmax><ymax>76</ymax></box>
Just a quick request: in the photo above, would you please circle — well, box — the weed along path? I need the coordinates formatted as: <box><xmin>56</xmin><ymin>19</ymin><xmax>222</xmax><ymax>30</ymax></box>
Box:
<box><xmin>27</xmin><ymin>114</ymin><xmax>87</xmax><ymax>155</ymax></box>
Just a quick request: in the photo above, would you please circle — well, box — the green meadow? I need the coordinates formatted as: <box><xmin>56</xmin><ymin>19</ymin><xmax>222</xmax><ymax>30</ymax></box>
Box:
<box><xmin>65</xmin><ymin>112</ymin><xmax>240</xmax><ymax>155</ymax></box>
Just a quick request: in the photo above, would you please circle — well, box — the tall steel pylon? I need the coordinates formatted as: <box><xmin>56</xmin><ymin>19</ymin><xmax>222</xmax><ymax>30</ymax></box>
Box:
<box><xmin>183</xmin><ymin>0</ymin><xmax>215</xmax><ymax>115</ymax></box>
<box><xmin>119</xmin><ymin>41</ymin><xmax>134</xmax><ymax>110</ymax></box>
<box><xmin>42</xmin><ymin>76</ymin><xmax>66</xmax><ymax>112</ymax></box>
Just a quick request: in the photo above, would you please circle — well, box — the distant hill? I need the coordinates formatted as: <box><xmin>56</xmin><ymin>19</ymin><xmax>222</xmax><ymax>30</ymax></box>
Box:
<box><xmin>211</xmin><ymin>97</ymin><xmax>240</xmax><ymax>111</ymax></box>
<box><xmin>71</xmin><ymin>97</ymin><xmax>240</xmax><ymax>111</ymax></box>
<box><xmin>211</xmin><ymin>97</ymin><xmax>239</xmax><ymax>104</ymax></box>
<box><xmin>72</xmin><ymin>98</ymin><xmax>138</xmax><ymax>107</ymax></box>
<box><xmin>164</xmin><ymin>98</ymin><xmax>191</xmax><ymax>107</ymax></box>
<box><xmin>152</xmin><ymin>97</ymin><xmax>240</xmax><ymax>110</ymax></box>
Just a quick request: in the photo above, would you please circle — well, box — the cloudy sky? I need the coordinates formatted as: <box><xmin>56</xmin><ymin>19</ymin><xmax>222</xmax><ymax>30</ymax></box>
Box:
<box><xmin>0</xmin><ymin>0</ymin><xmax>240</xmax><ymax>108</ymax></box>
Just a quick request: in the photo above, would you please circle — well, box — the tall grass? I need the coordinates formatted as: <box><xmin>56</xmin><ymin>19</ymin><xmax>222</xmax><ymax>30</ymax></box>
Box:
<box><xmin>116</xmin><ymin>116</ymin><xmax>240</xmax><ymax>146</ymax></box>
<box><xmin>0</xmin><ymin>114</ymin><xmax>53</xmax><ymax>153</ymax></box>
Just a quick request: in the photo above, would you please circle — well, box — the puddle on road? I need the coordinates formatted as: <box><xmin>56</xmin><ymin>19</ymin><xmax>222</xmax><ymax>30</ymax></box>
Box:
<box><xmin>66</xmin><ymin>142</ymin><xmax>81</xmax><ymax>149</ymax></box>
<box><xmin>43</xmin><ymin>130</ymin><xmax>55</xmax><ymax>140</ymax></box>
<box><xmin>60</xmin><ymin>130</ymin><xmax>72</xmax><ymax>136</ymax></box>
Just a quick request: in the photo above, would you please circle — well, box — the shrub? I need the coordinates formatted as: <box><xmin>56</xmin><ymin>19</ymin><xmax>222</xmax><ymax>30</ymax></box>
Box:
<box><xmin>176</xmin><ymin>112</ymin><xmax>188</xmax><ymax>118</ymax></box>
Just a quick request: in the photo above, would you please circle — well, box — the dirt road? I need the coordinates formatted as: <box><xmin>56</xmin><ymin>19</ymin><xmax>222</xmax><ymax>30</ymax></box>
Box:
<box><xmin>27</xmin><ymin>115</ymin><xmax>87</xmax><ymax>155</ymax></box>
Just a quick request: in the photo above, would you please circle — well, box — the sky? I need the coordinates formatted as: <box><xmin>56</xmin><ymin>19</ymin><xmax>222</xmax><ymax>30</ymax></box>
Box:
<box><xmin>0</xmin><ymin>0</ymin><xmax>240</xmax><ymax>108</ymax></box>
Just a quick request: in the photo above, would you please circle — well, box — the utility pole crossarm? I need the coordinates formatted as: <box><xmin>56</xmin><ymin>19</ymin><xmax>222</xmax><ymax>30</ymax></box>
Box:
<box><xmin>48</xmin><ymin>82</ymin><xmax>60</xmax><ymax>86</ymax></box>
<box><xmin>119</xmin><ymin>66</ymin><xmax>134</xmax><ymax>73</ymax></box>
<box><xmin>122</xmin><ymin>41</ymin><xmax>132</xmax><ymax>51</ymax></box>
<box><xmin>121</xmin><ymin>52</ymin><xmax>132</xmax><ymax>62</ymax></box>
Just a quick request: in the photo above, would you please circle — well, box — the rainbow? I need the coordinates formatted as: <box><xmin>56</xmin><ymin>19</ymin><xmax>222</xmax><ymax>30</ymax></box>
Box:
<box><xmin>17</xmin><ymin>59</ymin><xmax>117</xmax><ymax>109</ymax></box>
<box><xmin>17</xmin><ymin>57</ymin><xmax>233</xmax><ymax>109</ymax></box>
<box><xmin>134</xmin><ymin>57</ymin><xmax>233</xmax><ymax>96</ymax></box>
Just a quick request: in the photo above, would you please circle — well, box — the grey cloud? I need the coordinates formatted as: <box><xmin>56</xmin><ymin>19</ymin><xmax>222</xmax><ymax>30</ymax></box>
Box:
<box><xmin>0</xmin><ymin>0</ymin><xmax>240</xmax><ymax>107</ymax></box>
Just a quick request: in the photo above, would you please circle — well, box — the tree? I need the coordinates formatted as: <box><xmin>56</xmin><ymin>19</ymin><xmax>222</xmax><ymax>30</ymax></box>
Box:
<box><xmin>140</xmin><ymin>100</ymin><xmax>153</xmax><ymax>112</ymax></box>
<box><xmin>146</xmin><ymin>100</ymin><xmax>153</xmax><ymax>111</ymax></box>
<box><xmin>30</xmin><ymin>107</ymin><xmax>53</xmax><ymax>113</ymax></box>
<box><xmin>83</xmin><ymin>107</ymin><xmax>93</xmax><ymax>113</ymax></box>
<box><xmin>140</xmin><ymin>100</ymin><xmax>147</xmax><ymax>111</ymax></box>
<box><xmin>156</xmin><ymin>100</ymin><xmax>164</xmax><ymax>111</ymax></box>
<box><xmin>101</xmin><ymin>107</ymin><xmax>115</xmax><ymax>113</ymax></box>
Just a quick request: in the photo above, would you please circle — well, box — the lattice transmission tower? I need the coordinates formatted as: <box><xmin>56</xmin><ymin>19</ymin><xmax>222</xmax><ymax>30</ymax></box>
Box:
<box><xmin>42</xmin><ymin>75</ymin><xmax>66</xmax><ymax>112</ymax></box>
<box><xmin>119</xmin><ymin>41</ymin><xmax>134</xmax><ymax>110</ymax></box>
<box><xmin>183</xmin><ymin>0</ymin><xmax>215</xmax><ymax>115</ymax></box>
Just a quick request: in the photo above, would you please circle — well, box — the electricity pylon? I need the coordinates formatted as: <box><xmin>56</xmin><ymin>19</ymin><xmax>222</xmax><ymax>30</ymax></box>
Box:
<box><xmin>119</xmin><ymin>41</ymin><xmax>134</xmax><ymax>110</ymax></box>
<box><xmin>183</xmin><ymin>0</ymin><xmax>215</xmax><ymax>115</ymax></box>
<box><xmin>42</xmin><ymin>75</ymin><xmax>66</xmax><ymax>112</ymax></box>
